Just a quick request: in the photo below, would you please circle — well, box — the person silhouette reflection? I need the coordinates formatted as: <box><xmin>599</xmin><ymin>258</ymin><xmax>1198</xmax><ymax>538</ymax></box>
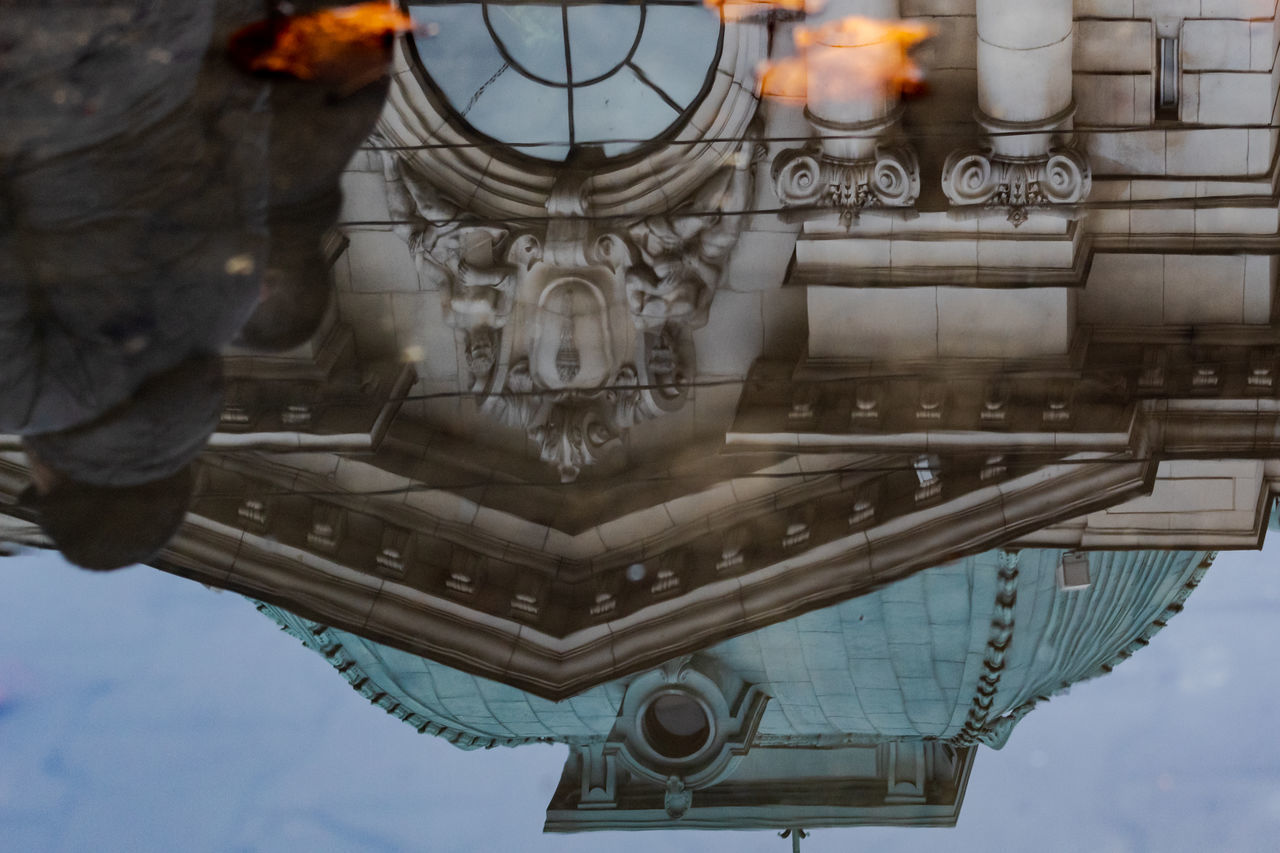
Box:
<box><xmin>2</xmin><ymin>1</ymin><xmax>392</xmax><ymax>568</ymax></box>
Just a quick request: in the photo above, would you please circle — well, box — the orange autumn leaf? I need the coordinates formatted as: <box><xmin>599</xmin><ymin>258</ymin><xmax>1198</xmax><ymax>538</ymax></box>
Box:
<box><xmin>703</xmin><ymin>0</ymin><xmax>817</xmax><ymax>21</ymax></box>
<box><xmin>758</xmin><ymin>16</ymin><xmax>932</xmax><ymax>102</ymax></box>
<box><xmin>229</xmin><ymin>2</ymin><xmax>427</xmax><ymax>90</ymax></box>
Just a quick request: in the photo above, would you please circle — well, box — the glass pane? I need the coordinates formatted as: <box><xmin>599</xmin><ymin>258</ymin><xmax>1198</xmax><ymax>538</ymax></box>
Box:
<box><xmin>566</xmin><ymin>4</ymin><xmax>644</xmax><ymax>84</ymax></box>
<box><xmin>411</xmin><ymin>5</ymin><xmax>509</xmax><ymax>113</ymax></box>
<box><xmin>574</xmin><ymin>65</ymin><xmax>679</xmax><ymax>156</ymax></box>
<box><xmin>631</xmin><ymin>5</ymin><xmax>722</xmax><ymax>107</ymax></box>
<box><xmin>465</xmin><ymin>67</ymin><xmax>570</xmax><ymax>158</ymax></box>
<box><xmin>485</xmin><ymin>3</ymin><xmax>568</xmax><ymax>84</ymax></box>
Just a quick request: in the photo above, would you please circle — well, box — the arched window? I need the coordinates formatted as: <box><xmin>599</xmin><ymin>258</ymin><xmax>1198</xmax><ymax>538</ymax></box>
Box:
<box><xmin>406</xmin><ymin>1</ymin><xmax>724</xmax><ymax>162</ymax></box>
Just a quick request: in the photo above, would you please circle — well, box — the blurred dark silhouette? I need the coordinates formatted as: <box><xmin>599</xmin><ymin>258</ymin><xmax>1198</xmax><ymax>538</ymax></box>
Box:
<box><xmin>1</xmin><ymin>0</ymin><xmax>392</xmax><ymax>568</ymax></box>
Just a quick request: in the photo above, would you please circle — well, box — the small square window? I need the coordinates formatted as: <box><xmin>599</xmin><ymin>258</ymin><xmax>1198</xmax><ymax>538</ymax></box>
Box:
<box><xmin>1059</xmin><ymin>551</ymin><xmax>1091</xmax><ymax>590</ymax></box>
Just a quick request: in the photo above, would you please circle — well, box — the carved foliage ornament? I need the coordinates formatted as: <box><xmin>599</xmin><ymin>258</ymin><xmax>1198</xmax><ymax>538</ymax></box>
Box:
<box><xmin>773</xmin><ymin>142</ymin><xmax>920</xmax><ymax>225</ymax></box>
<box><xmin>941</xmin><ymin>145</ymin><xmax>1091</xmax><ymax>226</ymax></box>
<box><xmin>382</xmin><ymin>146</ymin><xmax>752</xmax><ymax>481</ymax></box>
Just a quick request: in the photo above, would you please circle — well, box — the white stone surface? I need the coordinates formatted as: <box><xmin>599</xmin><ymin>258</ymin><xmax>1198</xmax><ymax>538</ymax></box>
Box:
<box><xmin>1075</xmin><ymin>73</ymin><xmax>1138</xmax><ymax>125</ymax></box>
<box><xmin>977</xmin><ymin>36</ymin><xmax>1074</xmax><ymax>122</ymax></box>
<box><xmin>808</xmin><ymin>286</ymin><xmax>939</xmax><ymax>360</ymax></box>
<box><xmin>391</xmin><ymin>293</ymin><xmax>457</xmax><ymax>381</ymax></box>
<box><xmin>1165</xmin><ymin>129</ymin><xmax>1250</xmax><ymax>176</ymax></box>
<box><xmin>1074</xmin><ymin>20</ymin><xmax>1152</xmax><ymax>73</ymax></box>
<box><xmin>1244</xmin><ymin>254</ymin><xmax>1275</xmax><ymax>321</ymax></box>
<box><xmin>936</xmin><ymin>287</ymin><xmax>1073</xmax><ymax>358</ymax></box>
<box><xmin>1163</xmin><ymin>255</ymin><xmax>1247</xmax><ymax>324</ymax></box>
<box><xmin>1182</xmin><ymin>20</ymin><xmax>1254</xmax><ymax>72</ymax></box>
<box><xmin>1194</xmin><ymin>73</ymin><xmax>1274</xmax><ymax>124</ymax></box>
<box><xmin>338</xmin><ymin>170</ymin><xmax>392</xmax><ymax>229</ymax></box>
<box><xmin>343</xmin><ymin>230</ymin><xmax>421</xmax><ymax>293</ymax></box>
<box><xmin>691</xmin><ymin>289</ymin><xmax>764</xmax><ymax>376</ymax></box>
<box><xmin>336</xmin><ymin>291</ymin><xmax>399</xmax><ymax>360</ymax></box>
<box><xmin>1074</xmin><ymin>0</ymin><xmax>1134</xmax><ymax>14</ymax></box>
<box><xmin>1247</xmin><ymin>127</ymin><xmax>1277</xmax><ymax>174</ymax></box>
<box><xmin>1088</xmin><ymin>130</ymin><xmax>1167</xmax><ymax>176</ymax></box>
<box><xmin>1200</xmin><ymin>0</ymin><xmax>1277</xmax><ymax>16</ymax></box>
<box><xmin>724</xmin><ymin>230</ymin><xmax>799</xmax><ymax>292</ymax></box>
<box><xmin>1079</xmin><ymin>254</ymin><xmax>1164</xmax><ymax>325</ymax></box>
<box><xmin>976</xmin><ymin>0</ymin><xmax>1071</xmax><ymax>49</ymax></box>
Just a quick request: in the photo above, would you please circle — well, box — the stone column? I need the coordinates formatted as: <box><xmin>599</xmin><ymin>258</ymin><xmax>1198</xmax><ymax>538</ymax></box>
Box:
<box><xmin>771</xmin><ymin>0</ymin><xmax>922</xmax><ymax>224</ymax></box>
<box><xmin>942</xmin><ymin>0</ymin><xmax>1090</xmax><ymax>224</ymax></box>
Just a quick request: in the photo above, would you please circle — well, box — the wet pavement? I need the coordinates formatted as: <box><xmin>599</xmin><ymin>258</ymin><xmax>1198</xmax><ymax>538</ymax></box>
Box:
<box><xmin>4</xmin><ymin>1</ymin><xmax>1280</xmax><ymax>849</ymax></box>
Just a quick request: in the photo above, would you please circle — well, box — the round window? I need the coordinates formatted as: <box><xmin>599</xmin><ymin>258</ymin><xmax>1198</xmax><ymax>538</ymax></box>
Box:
<box><xmin>405</xmin><ymin>1</ymin><xmax>724</xmax><ymax>162</ymax></box>
<box><xmin>642</xmin><ymin>692</ymin><xmax>711</xmax><ymax>759</ymax></box>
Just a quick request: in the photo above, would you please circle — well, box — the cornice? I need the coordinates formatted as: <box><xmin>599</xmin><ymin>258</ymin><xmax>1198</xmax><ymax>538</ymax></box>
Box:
<box><xmin>152</xmin><ymin>450</ymin><xmax>1157</xmax><ymax>699</ymax></box>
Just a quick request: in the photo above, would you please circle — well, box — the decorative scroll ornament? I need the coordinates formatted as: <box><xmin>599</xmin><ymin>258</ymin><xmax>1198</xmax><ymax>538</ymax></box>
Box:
<box><xmin>382</xmin><ymin>145</ymin><xmax>752</xmax><ymax>481</ymax></box>
<box><xmin>773</xmin><ymin>143</ymin><xmax>920</xmax><ymax>226</ymax></box>
<box><xmin>941</xmin><ymin>144</ymin><xmax>1091</xmax><ymax>226</ymax></box>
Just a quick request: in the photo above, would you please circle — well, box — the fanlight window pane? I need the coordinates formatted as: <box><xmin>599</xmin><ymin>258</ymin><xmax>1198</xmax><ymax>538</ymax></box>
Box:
<box><xmin>565</xmin><ymin>4</ymin><xmax>644</xmax><ymax>83</ymax></box>
<box><xmin>487</xmin><ymin>4</ymin><xmax>568</xmax><ymax>84</ymax></box>
<box><xmin>631</xmin><ymin>6</ymin><xmax>721</xmax><ymax>106</ymax></box>
<box><xmin>409</xmin><ymin>5</ymin><xmax>508</xmax><ymax>108</ymax></box>
<box><xmin>575</xmin><ymin>67</ymin><xmax>680</xmax><ymax>156</ymax></box>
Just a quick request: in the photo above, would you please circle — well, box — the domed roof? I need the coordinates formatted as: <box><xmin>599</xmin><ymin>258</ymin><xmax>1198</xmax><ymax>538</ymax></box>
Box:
<box><xmin>255</xmin><ymin>547</ymin><xmax>1212</xmax><ymax>750</ymax></box>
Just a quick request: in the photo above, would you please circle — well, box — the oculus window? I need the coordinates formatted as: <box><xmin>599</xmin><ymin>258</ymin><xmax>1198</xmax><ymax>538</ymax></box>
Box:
<box><xmin>406</xmin><ymin>1</ymin><xmax>724</xmax><ymax>161</ymax></box>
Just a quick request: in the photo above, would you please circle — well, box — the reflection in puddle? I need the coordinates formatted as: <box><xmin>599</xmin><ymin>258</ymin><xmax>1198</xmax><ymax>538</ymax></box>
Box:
<box><xmin>4</xmin><ymin>0</ymin><xmax>1280</xmax><ymax>844</ymax></box>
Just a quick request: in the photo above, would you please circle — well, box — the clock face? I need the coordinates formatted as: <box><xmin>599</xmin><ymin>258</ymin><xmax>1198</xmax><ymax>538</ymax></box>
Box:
<box><xmin>406</xmin><ymin>1</ymin><xmax>724</xmax><ymax>162</ymax></box>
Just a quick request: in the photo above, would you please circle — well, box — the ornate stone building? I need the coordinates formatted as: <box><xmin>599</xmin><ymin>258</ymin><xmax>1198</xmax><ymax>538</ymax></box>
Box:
<box><xmin>3</xmin><ymin>0</ymin><xmax>1280</xmax><ymax>834</ymax></box>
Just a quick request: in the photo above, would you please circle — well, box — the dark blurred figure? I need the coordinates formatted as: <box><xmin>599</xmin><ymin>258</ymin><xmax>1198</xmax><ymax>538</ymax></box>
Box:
<box><xmin>1</xmin><ymin>1</ymin><xmax>391</xmax><ymax>568</ymax></box>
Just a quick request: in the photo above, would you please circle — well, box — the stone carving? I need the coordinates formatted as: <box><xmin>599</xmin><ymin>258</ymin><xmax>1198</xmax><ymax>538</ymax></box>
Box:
<box><xmin>383</xmin><ymin>146</ymin><xmax>753</xmax><ymax>481</ymax></box>
<box><xmin>664</xmin><ymin>776</ymin><xmax>692</xmax><ymax>819</ymax></box>
<box><xmin>951</xmin><ymin>550</ymin><xmax>1019</xmax><ymax>747</ymax></box>
<box><xmin>773</xmin><ymin>142</ymin><xmax>920</xmax><ymax>225</ymax></box>
<box><xmin>941</xmin><ymin>144</ymin><xmax>1091</xmax><ymax>226</ymax></box>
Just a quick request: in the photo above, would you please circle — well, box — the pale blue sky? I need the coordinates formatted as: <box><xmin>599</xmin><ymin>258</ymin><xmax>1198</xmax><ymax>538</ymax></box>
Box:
<box><xmin>2</xmin><ymin>546</ymin><xmax>1279</xmax><ymax>853</ymax></box>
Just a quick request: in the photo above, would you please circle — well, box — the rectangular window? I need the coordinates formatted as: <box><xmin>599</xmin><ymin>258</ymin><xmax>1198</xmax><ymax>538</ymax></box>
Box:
<box><xmin>1156</xmin><ymin>36</ymin><xmax>1180</xmax><ymax>121</ymax></box>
